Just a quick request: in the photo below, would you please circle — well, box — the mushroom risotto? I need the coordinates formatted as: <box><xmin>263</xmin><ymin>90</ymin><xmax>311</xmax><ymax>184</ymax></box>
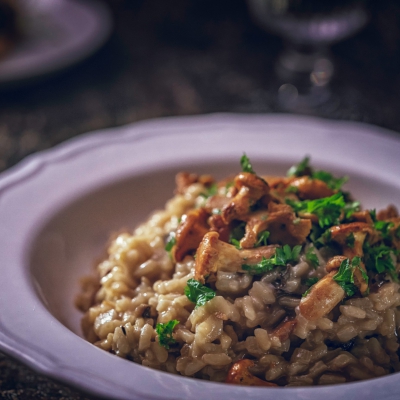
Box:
<box><xmin>77</xmin><ymin>155</ymin><xmax>400</xmax><ymax>386</ymax></box>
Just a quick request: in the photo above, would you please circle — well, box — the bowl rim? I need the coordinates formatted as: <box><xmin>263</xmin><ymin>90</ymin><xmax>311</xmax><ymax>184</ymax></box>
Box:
<box><xmin>1</xmin><ymin>113</ymin><xmax>400</xmax><ymax>400</ymax></box>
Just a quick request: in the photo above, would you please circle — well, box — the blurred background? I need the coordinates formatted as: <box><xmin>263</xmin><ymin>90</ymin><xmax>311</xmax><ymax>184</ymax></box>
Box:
<box><xmin>1</xmin><ymin>0</ymin><xmax>400</xmax><ymax>398</ymax></box>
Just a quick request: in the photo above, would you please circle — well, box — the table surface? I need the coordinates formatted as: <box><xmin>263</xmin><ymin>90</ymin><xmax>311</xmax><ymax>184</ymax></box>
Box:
<box><xmin>1</xmin><ymin>0</ymin><xmax>400</xmax><ymax>398</ymax></box>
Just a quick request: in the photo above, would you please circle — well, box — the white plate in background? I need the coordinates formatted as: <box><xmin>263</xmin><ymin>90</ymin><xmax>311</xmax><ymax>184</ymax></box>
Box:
<box><xmin>0</xmin><ymin>0</ymin><xmax>112</xmax><ymax>85</ymax></box>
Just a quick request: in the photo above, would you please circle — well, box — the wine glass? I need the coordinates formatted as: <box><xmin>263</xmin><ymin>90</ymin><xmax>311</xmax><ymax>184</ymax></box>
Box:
<box><xmin>247</xmin><ymin>0</ymin><xmax>369</xmax><ymax>113</ymax></box>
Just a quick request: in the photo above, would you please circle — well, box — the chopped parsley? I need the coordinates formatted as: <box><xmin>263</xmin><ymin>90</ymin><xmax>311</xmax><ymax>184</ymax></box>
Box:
<box><xmin>302</xmin><ymin>277</ymin><xmax>319</xmax><ymax>297</ymax></box>
<box><xmin>375</xmin><ymin>220</ymin><xmax>395</xmax><ymax>241</ymax></box>
<box><xmin>156</xmin><ymin>320</ymin><xmax>179</xmax><ymax>349</ymax></box>
<box><xmin>305</xmin><ymin>277</ymin><xmax>319</xmax><ymax>286</ymax></box>
<box><xmin>229</xmin><ymin>222</ymin><xmax>246</xmax><ymax>249</ymax></box>
<box><xmin>332</xmin><ymin>256</ymin><xmax>368</xmax><ymax>297</ymax></box>
<box><xmin>184</xmin><ymin>279</ymin><xmax>216</xmax><ymax>308</ymax></box>
<box><xmin>312</xmin><ymin>170</ymin><xmax>348</xmax><ymax>191</ymax></box>
<box><xmin>165</xmin><ymin>233</ymin><xmax>176</xmax><ymax>252</ymax></box>
<box><xmin>255</xmin><ymin>230</ymin><xmax>270</xmax><ymax>247</ymax></box>
<box><xmin>346</xmin><ymin>233</ymin><xmax>355</xmax><ymax>248</ymax></box>
<box><xmin>242</xmin><ymin>244</ymin><xmax>302</xmax><ymax>275</ymax></box>
<box><xmin>364</xmin><ymin>242</ymin><xmax>398</xmax><ymax>281</ymax></box>
<box><xmin>286</xmin><ymin>193</ymin><xmax>346</xmax><ymax>229</ymax></box>
<box><xmin>287</xmin><ymin>157</ymin><xmax>348</xmax><ymax>191</ymax></box>
<box><xmin>240</xmin><ymin>153</ymin><xmax>255</xmax><ymax>174</ymax></box>
<box><xmin>199</xmin><ymin>183</ymin><xmax>218</xmax><ymax>199</ymax></box>
<box><xmin>306</xmin><ymin>246</ymin><xmax>319</xmax><ymax>268</ymax></box>
<box><xmin>343</xmin><ymin>201</ymin><xmax>361</xmax><ymax>219</ymax></box>
<box><xmin>395</xmin><ymin>226</ymin><xmax>400</xmax><ymax>239</ymax></box>
<box><xmin>287</xmin><ymin>156</ymin><xmax>310</xmax><ymax>177</ymax></box>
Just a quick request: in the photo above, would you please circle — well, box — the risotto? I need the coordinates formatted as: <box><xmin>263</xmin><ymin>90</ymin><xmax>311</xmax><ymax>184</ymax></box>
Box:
<box><xmin>76</xmin><ymin>155</ymin><xmax>400</xmax><ymax>386</ymax></box>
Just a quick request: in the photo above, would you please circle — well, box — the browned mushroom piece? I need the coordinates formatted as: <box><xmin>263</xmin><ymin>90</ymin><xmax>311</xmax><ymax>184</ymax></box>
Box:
<box><xmin>175</xmin><ymin>172</ymin><xmax>214</xmax><ymax>195</ymax></box>
<box><xmin>173</xmin><ymin>208</ymin><xmax>210</xmax><ymax>262</ymax></box>
<box><xmin>203</xmin><ymin>194</ymin><xmax>231</xmax><ymax>214</ymax></box>
<box><xmin>299</xmin><ymin>271</ymin><xmax>345</xmax><ymax>321</ymax></box>
<box><xmin>225</xmin><ymin>359</ymin><xmax>278</xmax><ymax>387</ymax></box>
<box><xmin>194</xmin><ymin>231</ymin><xmax>277</xmax><ymax>283</ymax></box>
<box><xmin>221</xmin><ymin>172</ymin><xmax>270</xmax><ymax>224</ymax></box>
<box><xmin>325</xmin><ymin>255</ymin><xmax>348</xmax><ymax>273</ymax></box>
<box><xmin>208</xmin><ymin>214</ymin><xmax>231</xmax><ymax>243</ymax></box>
<box><xmin>329</xmin><ymin>222</ymin><xmax>373</xmax><ymax>294</ymax></box>
<box><xmin>377</xmin><ymin>205</ymin><xmax>399</xmax><ymax>221</ymax></box>
<box><xmin>270</xmin><ymin>318</ymin><xmax>297</xmax><ymax>343</ymax></box>
<box><xmin>288</xmin><ymin>176</ymin><xmax>335</xmax><ymax>200</ymax></box>
<box><xmin>240</xmin><ymin>203</ymin><xmax>312</xmax><ymax>249</ymax></box>
<box><xmin>387</xmin><ymin>217</ymin><xmax>400</xmax><ymax>250</ymax></box>
<box><xmin>351</xmin><ymin>210</ymin><xmax>374</xmax><ymax>225</ymax></box>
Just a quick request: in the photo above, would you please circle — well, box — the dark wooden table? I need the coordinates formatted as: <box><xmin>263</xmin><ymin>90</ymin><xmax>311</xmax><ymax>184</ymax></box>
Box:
<box><xmin>1</xmin><ymin>0</ymin><xmax>400</xmax><ymax>398</ymax></box>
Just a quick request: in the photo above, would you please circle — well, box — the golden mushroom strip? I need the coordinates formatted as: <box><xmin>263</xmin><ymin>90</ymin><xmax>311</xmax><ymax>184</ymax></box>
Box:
<box><xmin>299</xmin><ymin>271</ymin><xmax>345</xmax><ymax>321</ymax></box>
<box><xmin>225</xmin><ymin>359</ymin><xmax>278</xmax><ymax>387</ymax></box>
<box><xmin>240</xmin><ymin>203</ymin><xmax>312</xmax><ymax>249</ymax></box>
<box><xmin>174</xmin><ymin>172</ymin><xmax>214</xmax><ymax>195</ymax></box>
<box><xmin>329</xmin><ymin>222</ymin><xmax>373</xmax><ymax>294</ymax></box>
<box><xmin>194</xmin><ymin>231</ymin><xmax>277</xmax><ymax>283</ymax></box>
<box><xmin>173</xmin><ymin>208</ymin><xmax>210</xmax><ymax>262</ymax></box>
<box><xmin>221</xmin><ymin>172</ymin><xmax>270</xmax><ymax>224</ymax></box>
<box><xmin>288</xmin><ymin>176</ymin><xmax>334</xmax><ymax>200</ymax></box>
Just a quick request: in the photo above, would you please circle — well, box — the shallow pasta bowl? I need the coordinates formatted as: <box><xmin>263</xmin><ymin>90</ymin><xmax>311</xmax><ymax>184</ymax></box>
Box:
<box><xmin>0</xmin><ymin>114</ymin><xmax>399</xmax><ymax>399</ymax></box>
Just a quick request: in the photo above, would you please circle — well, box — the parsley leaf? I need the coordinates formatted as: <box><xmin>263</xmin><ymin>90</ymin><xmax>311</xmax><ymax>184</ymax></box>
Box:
<box><xmin>305</xmin><ymin>277</ymin><xmax>319</xmax><ymax>286</ymax></box>
<box><xmin>312</xmin><ymin>170</ymin><xmax>348</xmax><ymax>191</ymax></box>
<box><xmin>240</xmin><ymin>153</ymin><xmax>255</xmax><ymax>174</ymax></box>
<box><xmin>199</xmin><ymin>183</ymin><xmax>218</xmax><ymax>199</ymax></box>
<box><xmin>287</xmin><ymin>157</ymin><xmax>347</xmax><ymax>191</ymax></box>
<box><xmin>302</xmin><ymin>277</ymin><xmax>319</xmax><ymax>297</ymax></box>
<box><xmin>242</xmin><ymin>244</ymin><xmax>302</xmax><ymax>275</ymax></box>
<box><xmin>287</xmin><ymin>193</ymin><xmax>346</xmax><ymax>228</ymax></box>
<box><xmin>343</xmin><ymin>201</ymin><xmax>361</xmax><ymax>219</ymax></box>
<box><xmin>332</xmin><ymin>256</ymin><xmax>368</xmax><ymax>297</ymax></box>
<box><xmin>346</xmin><ymin>233</ymin><xmax>355</xmax><ymax>248</ymax></box>
<box><xmin>156</xmin><ymin>320</ymin><xmax>179</xmax><ymax>349</ymax></box>
<box><xmin>287</xmin><ymin>156</ymin><xmax>310</xmax><ymax>177</ymax></box>
<box><xmin>306</xmin><ymin>246</ymin><xmax>319</xmax><ymax>268</ymax></box>
<box><xmin>184</xmin><ymin>279</ymin><xmax>216</xmax><ymax>308</ymax></box>
<box><xmin>364</xmin><ymin>242</ymin><xmax>398</xmax><ymax>281</ymax></box>
<box><xmin>229</xmin><ymin>222</ymin><xmax>246</xmax><ymax>249</ymax></box>
<box><xmin>255</xmin><ymin>230</ymin><xmax>270</xmax><ymax>247</ymax></box>
<box><xmin>165</xmin><ymin>233</ymin><xmax>176</xmax><ymax>252</ymax></box>
<box><xmin>374</xmin><ymin>220</ymin><xmax>395</xmax><ymax>241</ymax></box>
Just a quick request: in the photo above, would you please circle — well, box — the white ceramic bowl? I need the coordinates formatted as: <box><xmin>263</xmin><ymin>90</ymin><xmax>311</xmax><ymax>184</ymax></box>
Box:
<box><xmin>0</xmin><ymin>114</ymin><xmax>399</xmax><ymax>399</ymax></box>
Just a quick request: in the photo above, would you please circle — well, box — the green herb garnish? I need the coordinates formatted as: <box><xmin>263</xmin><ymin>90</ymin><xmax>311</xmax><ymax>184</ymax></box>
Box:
<box><xmin>229</xmin><ymin>222</ymin><xmax>246</xmax><ymax>249</ymax></box>
<box><xmin>332</xmin><ymin>256</ymin><xmax>368</xmax><ymax>297</ymax></box>
<box><xmin>255</xmin><ymin>230</ymin><xmax>270</xmax><ymax>247</ymax></box>
<box><xmin>240</xmin><ymin>153</ymin><xmax>255</xmax><ymax>174</ymax></box>
<box><xmin>374</xmin><ymin>220</ymin><xmax>395</xmax><ymax>241</ymax></box>
<box><xmin>156</xmin><ymin>320</ymin><xmax>179</xmax><ymax>349</ymax></box>
<box><xmin>346</xmin><ymin>233</ymin><xmax>355</xmax><ymax>248</ymax></box>
<box><xmin>312</xmin><ymin>170</ymin><xmax>348</xmax><ymax>191</ymax></box>
<box><xmin>305</xmin><ymin>277</ymin><xmax>319</xmax><ymax>286</ymax></box>
<box><xmin>287</xmin><ymin>156</ymin><xmax>310</xmax><ymax>177</ymax></box>
<box><xmin>165</xmin><ymin>233</ymin><xmax>176</xmax><ymax>252</ymax></box>
<box><xmin>199</xmin><ymin>183</ymin><xmax>218</xmax><ymax>199</ymax></box>
<box><xmin>242</xmin><ymin>244</ymin><xmax>302</xmax><ymax>275</ymax></box>
<box><xmin>364</xmin><ymin>242</ymin><xmax>398</xmax><ymax>281</ymax></box>
<box><xmin>286</xmin><ymin>193</ymin><xmax>346</xmax><ymax>229</ymax></box>
<box><xmin>343</xmin><ymin>201</ymin><xmax>361</xmax><ymax>219</ymax></box>
<box><xmin>302</xmin><ymin>277</ymin><xmax>319</xmax><ymax>297</ymax></box>
<box><xmin>306</xmin><ymin>246</ymin><xmax>319</xmax><ymax>269</ymax></box>
<box><xmin>184</xmin><ymin>279</ymin><xmax>216</xmax><ymax>308</ymax></box>
<box><xmin>287</xmin><ymin>157</ymin><xmax>347</xmax><ymax>191</ymax></box>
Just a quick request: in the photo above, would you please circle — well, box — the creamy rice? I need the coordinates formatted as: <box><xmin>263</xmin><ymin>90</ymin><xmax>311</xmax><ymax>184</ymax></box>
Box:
<box><xmin>77</xmin><ymin>157</ymin><xmax>400</xmax><ymax>386</ymax></box>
